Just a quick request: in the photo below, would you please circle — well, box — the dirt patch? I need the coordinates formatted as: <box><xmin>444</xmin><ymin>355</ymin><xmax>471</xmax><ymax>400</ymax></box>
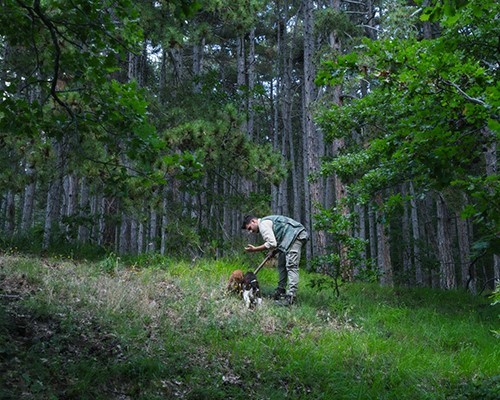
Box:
<box><xmin>0</xmin><ymin>274</ymin><xmax>130</xmax><ymax>399</ymax></box>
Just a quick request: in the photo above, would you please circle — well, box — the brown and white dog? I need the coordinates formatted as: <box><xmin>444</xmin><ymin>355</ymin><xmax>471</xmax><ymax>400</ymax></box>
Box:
<box><xmin>227</xmin><ymin>269</ymin><xmax>262</xmax><ymax>309</ymax></box>
<box><xmin>242</xmin><ymin>271</ymin><xmax>262</xmax><ymax>309</ymax></box>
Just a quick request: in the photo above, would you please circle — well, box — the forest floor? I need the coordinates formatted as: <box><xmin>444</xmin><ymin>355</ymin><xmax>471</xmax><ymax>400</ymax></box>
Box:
<box><xmin>0</xmin><ymin>253</ymin><xmax>498</xmax><ymax>399</ymax></box>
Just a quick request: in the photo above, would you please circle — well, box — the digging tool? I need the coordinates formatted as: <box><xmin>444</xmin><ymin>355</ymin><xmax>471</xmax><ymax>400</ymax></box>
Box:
<box><xmin>253</xmin><ymin>250</ymin><xmax>277</xmax><ymax>275</ymax></box>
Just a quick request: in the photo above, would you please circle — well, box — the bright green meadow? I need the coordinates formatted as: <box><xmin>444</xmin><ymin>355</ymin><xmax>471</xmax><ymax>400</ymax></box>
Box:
<box><xmin>0</xmin><ymin>253</ymin><xmax>498</xmax><ymax>399</ymax></box>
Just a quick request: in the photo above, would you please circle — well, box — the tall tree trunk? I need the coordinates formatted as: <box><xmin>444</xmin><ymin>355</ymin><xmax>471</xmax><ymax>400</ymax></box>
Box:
<box><xmin>62</xmin><ymin>173</ymin><xmax>77</xmax><ymax>241</ymax></box>
<box><xmin>328</xmin><ymin>0</ymin><xmax>351</xmax><ymax>278</ymax></box>
<box><xmin>368</xmin><ymin>205</ymin><xmax>377</xmax><ymax>263</ymax></box>
<box><xmin>130</xmin><ymin>218</ymin><xmax>138</xmax><ymax>255</ymax></box>
<box><xmin>169</xmin><ymin>47</ymin><xmax>184</xmax><ymax>86</ymax></box>
<box><xmin>237</xmin><ymin>34</ymin><xmax>252</xmax><ymax>202</ymax></box>
<box><xmin>271</xmin><ymin>72</ymin><xmax>280</xmax><ymax>213</ymax></box>
<box><xmin>138</xmin><ymin>208</ymin><xmax>145</xmax><ymax>254</ymax></box>
<box><xmin>333</xmin><ymin>139</ymin><xmax>351</xmax><ymax>280</ymax></box>
<box><xmin>223</xmin><ymin>175</ymin><xmax>231</xmax><ymax>246</ymax></box>
<box><xmin>43</xmin><ymin>178</ymin><xmax>61</xmax><ymax>250</ymax></box>
<box><xmin>364</xmin><ymin>0</ymin><xmax>378</xmax><ymax>40</ymax></box>
<box><xmin>287</xmin><ymin>2</ymin><xmax>302</xmax><ymax>222</ymax></box>
<box><xmin>354</xmin><ymin>204</ymin><xmax>367</xmax><ymax>276</ymax></box>
<box><xmin>0</xmin><ymin>196</ymin><xmax>5</xmax><ymax>235</ymax></box>
<box><xmin>90</xmin><ymin>193</ymin><xmax>99</xmax><ymax>244</ymax></box>
<box><xmin>159</xmin><ymin>49</ymin><xmax>168</xmax><ymax>102</ymax></box>
<box><xmin>103</xmin><ymin>198</ymin><xmax>117</xmax><ymax>248</ymax></box>
<box><xmin>272</xmin><ymin>14</ymin><xmax>282</xmax><ymax>214</ymax></box>
<box><xmin>375</xmin><ymin>193</ymin><xmax>393</xmax><ymax>286</ymax></box>
<box><xmin>77</xmin><ymin>177</ymin><xmax>90</xmax><ymax>243</ymax></box>
<box><xmin>192</xmin><ymin>36</ymin><xmax>205</xmax><ymax>93</ymax></box>
<box><xmin>436</xmin><ymin>194</ymin><xmax>456</xmax><ymax>289</ymax></box>
<box><xmin>21</xmin><ymin>161</ymin><xmax>36</xmax><ymax>234</ymax></box>
<box><xmin>289</xmin><ymin>122</ymin><xmax>301</xmax><ymax>221</ymax></box>
<box><xmin>43</xmin><ymin>141</ymin><xmax>63</xmax><ymax>249</ymax></box>
<box><xmin>409</xmin><ymin>182</ymin><xmax>423</xmax><ymax>285</ymax></box>
<box><xmin>160</xmin><ymin>186</ymin><xmax>169</xmax><ymax>256</ymax></box>
<box><xmin>401</xmin><ymin>183</ymin><xmax>412</xmax><ymax>283</ymax></box>
<box><xmin>237</xmin><ymin>34</ymin><xmax>246</xmax><ymax>132</ymax></box>
<box><xmin>247</xmin><ymin>28</ymin><xmax>255</xmax><ymax>139</ymax></box>
<box><xmin>4</xmin><ymin>190</ymin><xmax>15</xmax><ymax>238</ymax></box>
<box><xmin>423</xmin><ymin>194</ymin><xmax>439</xmax><ymax>287</ymax></box>
<box><xmin>482</xmin><ymin>126</ymin><xmax>499</xmax><ymax>288</ymax></box>
<box><xmin>274</xmin><ymin>11</ymin><xmax>290</xmax><ymax>216</ymax></box>
<box><xmin>97</xmin><ymin>195</ymin><xmax>106</xmax><ymax>247</ymax></box>
<box><xmin>303</xmin><ymin>0</ymin><xmax>326</xmax><ymax>265</ymax></box>
<box><xmin>149</xmin><ymin>203</ymin><xmax>158</xmax><ymax>253</ymax></box>
<box><xmin>456</xmin><ymin>202</ymin><xmax>474</xmax><ymax>292</ymax></box>
<box><xmin>119</xmin><ymin>212</ymin><xmax>129</xmax><ymax>255</ymax></box>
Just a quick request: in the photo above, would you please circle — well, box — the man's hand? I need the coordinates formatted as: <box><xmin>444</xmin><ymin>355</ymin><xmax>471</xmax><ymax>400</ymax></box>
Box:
<box><xmin>244</xmin><ymin>244</ymin><xmax>258</xmax><ymax>252</ymax></box>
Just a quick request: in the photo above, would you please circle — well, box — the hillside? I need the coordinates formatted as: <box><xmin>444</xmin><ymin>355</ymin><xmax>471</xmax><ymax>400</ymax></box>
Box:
<box><xmin>0</xmin><ymin>254</ymin><xmax>498</xmax><ymax>399</ymax></box>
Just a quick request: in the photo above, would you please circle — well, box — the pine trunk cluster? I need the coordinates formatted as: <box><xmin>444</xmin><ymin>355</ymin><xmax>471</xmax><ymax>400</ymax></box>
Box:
<box><xmin>0</xmin><ymin>0</ymin><xmax>497</xmax><ymax>292</ymax></box>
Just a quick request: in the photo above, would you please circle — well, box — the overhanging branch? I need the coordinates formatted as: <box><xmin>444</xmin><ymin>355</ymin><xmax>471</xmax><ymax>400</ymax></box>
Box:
<box><xmin>17</xmin><ymin>0</ymin><xmax>75</xmax><ymax>121</ymax></box>
<box><xmin>441</xmin><ymin>79</ymin><xmax>490</xmax><ymax>108</ymax></box>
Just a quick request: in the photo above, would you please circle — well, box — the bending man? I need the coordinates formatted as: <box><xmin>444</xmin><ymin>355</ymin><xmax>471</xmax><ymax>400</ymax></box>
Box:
<box><xmin>242</xmin><ymin>215</ymin><xmax>308</xmax><ymax>305</ymax></box>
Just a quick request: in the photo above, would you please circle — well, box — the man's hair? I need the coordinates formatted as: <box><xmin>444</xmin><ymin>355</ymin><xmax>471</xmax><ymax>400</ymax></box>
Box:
<box><xmin>241</xmin><ymin>215</ymin><xmax>256</xmax><ymax>229</ymax></box>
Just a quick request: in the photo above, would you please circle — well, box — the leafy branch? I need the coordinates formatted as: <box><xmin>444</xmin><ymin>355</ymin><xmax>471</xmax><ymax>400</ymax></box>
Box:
<box><xmin>16</xmin><ymin>0</ymin><xmax>76</xmax><ymax>121</ymax></box>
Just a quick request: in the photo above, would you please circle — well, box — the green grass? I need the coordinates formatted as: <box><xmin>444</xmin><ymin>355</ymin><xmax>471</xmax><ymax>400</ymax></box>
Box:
<box><xmin>0</xmin><ymin>253</ymin><xmax>498</xmax><ymax>399</ymax></box>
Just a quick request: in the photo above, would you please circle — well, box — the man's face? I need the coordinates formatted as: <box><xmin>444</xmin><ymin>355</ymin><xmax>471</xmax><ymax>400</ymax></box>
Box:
<box><xmin>245</xmin><ymin>219</ymin><xmax>259</xmax><ymax>234</ymax></box>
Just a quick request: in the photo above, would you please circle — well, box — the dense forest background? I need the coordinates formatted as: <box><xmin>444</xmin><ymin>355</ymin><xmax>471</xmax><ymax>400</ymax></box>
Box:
<box><xmin>0</xmin><ymin>0</ymin><xmax>498</xmax><ymax>293</ymax></box>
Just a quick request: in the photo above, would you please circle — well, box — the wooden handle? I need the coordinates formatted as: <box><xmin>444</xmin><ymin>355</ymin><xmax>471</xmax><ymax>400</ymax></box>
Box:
<box><xmin>253</xmin><ymin>252</ymin><xmax>275</xmax><ymax>275</ymax></box>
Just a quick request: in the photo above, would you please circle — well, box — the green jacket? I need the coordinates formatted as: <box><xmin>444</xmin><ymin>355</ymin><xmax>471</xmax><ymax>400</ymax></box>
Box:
<box><xmin>261</xmin><ymin>215</ymin><xmax>307</xmax><ymax>253</ymax></box>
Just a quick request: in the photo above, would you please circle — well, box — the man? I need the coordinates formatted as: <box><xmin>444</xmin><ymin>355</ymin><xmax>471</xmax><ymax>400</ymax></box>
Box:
<box><xmin>242</xmin><ymin>214</ymin><xmax>308</xmax><ymax>305</ymax></box>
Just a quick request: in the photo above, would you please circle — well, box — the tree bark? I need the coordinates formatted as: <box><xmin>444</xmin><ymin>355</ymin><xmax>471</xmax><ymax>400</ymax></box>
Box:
<box><xmin>303</xmin><ymin>0</ymin><xmax>326</xmax><ymax>265</ymax></box>
<box><xmin>43</xmin><ymin>178</ymin><xmax>61</xmax><ymax>250</ymax></box>
<box><xmin>409</xmin><ymin>182</ymin><xmax>423</xmax><ymax>285</ymax></box>
<box><xmin>482</xmin><ymin>126</ymin><xmax>499</xmax><ymax>288</ymax></box>
<box><xmin>375</xmin><ymin>193</ymin><xmax>393</xmax><ymax>286</ymax></box>
<box><xmin>423</xmin><ymin>194</ymin><xmax>439</xmax><ymax>287</ymax></box>
<box><xmin>192</xmin><ymin>36</ymin><xmax>205</xmax><ymax>93</ymax></box>
<box><xmin>149</xmin><ymin>204</ymin><xmax>158</xmax><ymax>253</ymax></box>
<box><xmin>401</xmin><ymin>183</ymin><xmax>412</xmax><ymax>283</ymax></box>
<box><xmin>62</xmin><ymin>173</ymin><xmax>77</xmax><ymax>241</ymax></box>
<box><xmin>368</xmin><ymin>205</ymin><xmax>377</xmax><ymax>264</ymax></box>
<box><xmin>247</xmin><ymin>28</ymin><xmax>255</xmax><ymax>139</ymax></box>
<box><xmin>21</xmin><ymin>161</ymin><xmax>36</xmax><ymax>234</ymax></box>
<box><xmin>130</xmin><ymin>218</ymin><xmax>138</xmax><ymax>255</ymax></box>
<box><xmin>138</xmin><ymin>207</ymin><xmax>145</xmax><ymax>254</ymax></box>
<box><xmin>436</xmin><ymin>194</ymin><xmax>456</xmax><ymax>289</ymax></box>
<box><xmin>119</xmin><ymin>212</ymin><xmax>129</xmax><ymax>255</ymax></box>
<box><xmin>77</xmin><ymin>177</ymin><xmax>90</xmax><ymax>243</ymax></box>
<box><xmin>456</xmin><ymin>202</ymin><xmax>474</xmax><ymax>292</ymax></box>
<box><xmin>43</xmin><ymin>141</ymin><xmax>63</xmax><ymax>249</ymax></box>
<box><xmin>160</xmin><ymin>187</ymin><xmax>168</xmax><ymax>256</ymax></box>
<box><xmin>354</xmin><ymin>203</ymin><xmax>367</xmax><ymax>276</ymax></box>
<box><xmin>4</xmin><ymin>190</ymin><xmax>15</xmax><ymax>238</ymax></box>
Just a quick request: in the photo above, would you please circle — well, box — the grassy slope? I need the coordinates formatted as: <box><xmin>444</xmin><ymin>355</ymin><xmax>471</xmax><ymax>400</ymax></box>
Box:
<box><xmin>0</xmin><ymin>253</ymin><xmax>498</xmax><ymax>400</ymax></box>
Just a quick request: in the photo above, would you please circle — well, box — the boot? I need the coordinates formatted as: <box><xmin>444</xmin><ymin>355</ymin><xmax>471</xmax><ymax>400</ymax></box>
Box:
<box><xmin>273</xmin><ymin>287</ymin><xmax>286</xmax><ymax>300</ymax></box>
<box><xmin>286</xmin><ymin>294</ymin><xmax>295</xmax><ymax>305</ymax></box>
<box><xmin>275</xmin><ymin>294</ymin><xmax>295</xmax><ymax>306</ymax></box>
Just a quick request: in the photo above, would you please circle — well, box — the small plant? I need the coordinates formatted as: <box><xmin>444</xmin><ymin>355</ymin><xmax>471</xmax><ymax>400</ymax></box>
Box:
<box><xmin>98</xmin><ymin>252</ymin><xmax>121</xmax><ymax>275</ymax></box>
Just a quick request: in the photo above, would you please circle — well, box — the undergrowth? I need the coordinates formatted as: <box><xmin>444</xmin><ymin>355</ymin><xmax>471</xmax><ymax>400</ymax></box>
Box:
<box><xmin>0</xmin><ymin>252</ymin><xmax>498</xmax><ymax>399</ymax></box>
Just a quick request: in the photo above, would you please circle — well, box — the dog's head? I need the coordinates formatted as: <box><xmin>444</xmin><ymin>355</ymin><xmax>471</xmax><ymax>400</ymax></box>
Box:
<box><xmin>242</xmin><ymin>272</ymin><xmax>262</xmax><ymax>309</ymax></box>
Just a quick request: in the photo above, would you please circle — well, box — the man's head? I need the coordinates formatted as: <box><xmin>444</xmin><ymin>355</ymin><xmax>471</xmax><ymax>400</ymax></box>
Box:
<box><xmin>242</xmin><ymin>215</ymin><xmax>259</xmax><ymax>233</ymax></box>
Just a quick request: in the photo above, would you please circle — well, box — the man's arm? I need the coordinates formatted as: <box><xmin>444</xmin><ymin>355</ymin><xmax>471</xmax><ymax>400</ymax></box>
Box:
<box><xmin>244</xmin><ymin>243</ymin><xmax>268</xmax><ymax>252</ymax></box>
<box><xmin>245</xmin><ymin>219</ymin><xmax>277</xmax><ymax>253</ymax></box>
